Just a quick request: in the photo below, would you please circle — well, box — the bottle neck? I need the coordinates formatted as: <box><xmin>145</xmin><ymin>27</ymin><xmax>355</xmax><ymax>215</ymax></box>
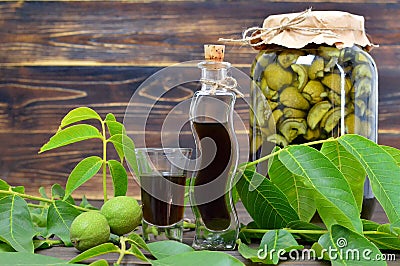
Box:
<box><xmin>198</xmin><ymin>61</ymin><xmax>231</xmax><ymax>92</ymax></box>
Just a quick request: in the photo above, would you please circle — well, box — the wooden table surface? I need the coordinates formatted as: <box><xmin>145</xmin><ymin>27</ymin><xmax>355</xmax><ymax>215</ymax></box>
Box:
<box><xmin>37</xmin><ymin>200</ymin><xmax>399</xmax><ymax>266</ymax></box>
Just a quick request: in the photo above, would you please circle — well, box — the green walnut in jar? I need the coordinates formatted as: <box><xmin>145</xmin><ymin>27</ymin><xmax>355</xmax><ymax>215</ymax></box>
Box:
<box><xmin>250</xmin><ymin>45</ymin><xmax>377</xmax><ymax>149</ymax></box>
<box><xmin>245</xmin><ymin>10</ymin><xmax>378</xmax><ymax>219</ymax></box>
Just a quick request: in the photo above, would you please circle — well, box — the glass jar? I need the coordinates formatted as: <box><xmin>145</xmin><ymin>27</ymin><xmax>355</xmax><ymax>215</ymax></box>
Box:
<box><xmin>249</xmin><ymin>44</ymin><xmax>378</xmax><ymax>218</ymax></box>
<box><xmin>189</xmin><ymin>60</ymin><xmax>239</xmax><ymax>250</ymax></box>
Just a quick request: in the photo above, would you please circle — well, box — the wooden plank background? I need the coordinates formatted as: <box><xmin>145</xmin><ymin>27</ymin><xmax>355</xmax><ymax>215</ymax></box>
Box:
<box><xmin>0</xmin><ymin>0</ymin><xmax>399</xmax><ymax>199</ymax></box>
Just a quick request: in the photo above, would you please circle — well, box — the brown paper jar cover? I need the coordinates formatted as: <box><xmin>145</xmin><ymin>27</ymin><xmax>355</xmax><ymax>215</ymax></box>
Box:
<box><xmin>248</xmin><ymin>9</ymin><xmax>375</xmax><ymax>49</ymax></box>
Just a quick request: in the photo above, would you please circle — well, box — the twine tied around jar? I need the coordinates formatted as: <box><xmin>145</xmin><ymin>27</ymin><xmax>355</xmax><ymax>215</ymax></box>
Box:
<box><xmin>218</xmin><ymin>8</ymin><xmax>375</xmax><ymax>49</ymax></box>
<box><xmin>200</xmin><ymin>76</ymin><xmax>244</xmax><ymax>97</ymax></box>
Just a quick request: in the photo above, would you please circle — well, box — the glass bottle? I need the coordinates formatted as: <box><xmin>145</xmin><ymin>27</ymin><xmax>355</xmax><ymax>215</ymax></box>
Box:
<box><xmin>189</xmin><ymin>46</ymin><xmax>239</xmax><ymax>250</ymax></box>
<box><xmin>250</xmin><ymin>44</ymin><xmax>378</xmax><ymax>218</ymax></box>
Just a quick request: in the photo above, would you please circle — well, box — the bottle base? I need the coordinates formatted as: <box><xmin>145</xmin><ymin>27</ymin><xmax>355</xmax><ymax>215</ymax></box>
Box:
<box><xmin>142</xmin><ymin>220</ymin><xmax>183</xmax><ymax>242</ymax></box>
<box><xmin>192</xmin><ymin>224</ymin><xmax>238</xmax><ymax>250</ymax></box>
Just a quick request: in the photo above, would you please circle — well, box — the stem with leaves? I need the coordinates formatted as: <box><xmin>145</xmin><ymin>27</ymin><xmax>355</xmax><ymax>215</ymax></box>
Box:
<box><xmin>239</xmin><ymin>228</ymin><xmax>390</xmax><ymax>236</ymax></box>
<box><xmin>116</xmin><ymin>236</ymin><xmax>127</xmax><ymax>265</ymax></box>
<box><xmin>182</xmin><ymin>222</ymin><xmax>394</xmax><ymax>237</ymax></box>
<box><xmin>38</xmin><ymin>107</ymin><xmax>136</xmax><ymax>204</ymax></box>
<box><xmin>0</xmin><ymin>188</ymin><xmax>91</xmax><ymax>212</ymax></box>
<box><xmin>101</xmin><ymin>120</ymin><xmax>108</xmax><ymax>202</ymax></box>
<box><xmin>244</xmin><ymin>137</ymin><xmax>336</xmax><ymax>169</ymax></box>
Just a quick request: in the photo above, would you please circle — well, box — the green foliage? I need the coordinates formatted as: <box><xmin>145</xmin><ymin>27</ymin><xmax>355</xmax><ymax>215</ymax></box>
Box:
<box><xmin>125</xmin><ymin>232</ymin><xmax>150</xmax><ymax>252</ymax></box>
<box><xmin>0</xmin><ymin>252</ymin><xmax>81</xmax><ymax>265</ymax></box>
<box><xmin>235</xmin><ymin>165</ymin><xmax>299</xmax><ymax>229</ymax></box>
<box><xmin>381</xmin><ymin>145</ymin><xmax>400</xmax><ymax>165</ymax></box>
<box><xmin>108</xmin><ymin>133</ymin><xmax>140</xmax><ymax>178</ymax></box>
<box><xmin>82</xmin><ymin>238</ymin><xmax>209</xmax><ymax>265</ymax></box>
<box><xmin>151</xmin><ymin>250</ymin><xmax>245</xmax><ymax>266</ymax></box>
<box><xmin>147</xmin><ymin>240</ymin><xmax>194</xmax><ymax>259</ymax></box>
<box><xmin>0</xmin><ymin>108</ymin><xmax>144</xmax><ymax>263</ymax></box>
<box><xmin>64</xmin><ymin>156</ymin><xmax>103</xmax><ymax>199</ymax></box>
<box><xmin>107</xmin><ymin>160</ymin><xmax>128</xmax><ymax>197</ymax></box>
<box><xmin>51</xmin><ymin>183</ymin><xmax>75</xmax><ymax>206</ymax></box>
<box><xmin>237</xmin><ymin>239</ymin><xmax>262</xmax><ymax>262</ymax></box>
<box><xmin>235</xmin><ymin>134</ymin><xmax>400</xmax><ymax>265</ymax></box>
<box><xmin>38</xmin><ymin>107</ymin><xmax>139</xmax><ymax>201</ymax></box>
<box><xmin>39</xmin><ymin>124</ymin><xmax>103</xmax><ymax>153</ymax></box>
<box><xmin>0</xmin><ymin>195</ymin><xmax>35</xmax><ymax>253</ymax></box>
<box><xmin>126</xmin><ymin>243</ymin><xmax>149</xmax><ymax>262</ymax></box>
<box><xmin>338</xmin><ymin>135</ymin><xmax>400</xmax><ymax>223</ymax></box>
<box><xmin>364</xmin><ymin>222</ymin><xmax>400</xmax><ymax>250</ymax></box>
<box><xmin>286</xmin><ymin>220</ymin><xmax>325</xmax><ymax>242</ymax></box>
<box><xmin>237</xmin><ymin>229</ymin><xmax>303</xmax><ymax>265</ymax></box>
<box><xmin>88</xmin><ymin>259</ymin><xmax>109</xmax><ymax>266</ymax></box>
<box><xmin>0</xmin><ymin>180</ymin><xmax>24</xmax><ymax>200</ymax></box>
<box><xmin>47</xmin><ymin>200</ymin><xmax>83</xmax><ymax>246</ymax></box>
<box><xmin>69</xmin><ymin>243</ymin><xmax>120</xmax><ymax>263</ymax></box>
<box><xmin>79</xmin><ymin>195</ymin><xmax>97</xmax><ymax>210</ymax></box>
<box><xmin>0</xmin><ymin>181</ymin><xmax>92</xmax><ymax>253</ymax></box>
<box><xmin>68</xmin><ymin>234</ymin><xmax>155</xmax><ymax>264</ymax></box>
<box><xmin>278</xmin><ymin>145</ymin><xmax>362</xmax><ymax>233</ymax></box>
<box><xmin>318</xmin><ymin>224</ymin><xmax>385</xmax><ymax>266</ymax></box>
<box><xmin>321</xmin><ymin>140</ymin><xmax>366</xmax><ymax>212</ymax></box>
<box><xmin>59</xmin><ymin>106</ymin><xmax>102</xmax><ymax>128</ymax></box>
<box><xmin>260</xmin><ymin>229</ymin><xmax>304</xmax><ymax>264</ymax></box>
<box><xmin>269</xmin><ymin>152</ymin><xmax>316</xmax><ymax>222</ymax></box>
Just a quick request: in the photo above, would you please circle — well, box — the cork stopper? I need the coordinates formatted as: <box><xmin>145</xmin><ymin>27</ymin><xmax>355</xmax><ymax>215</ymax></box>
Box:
<box><xmin>204</xmin><ymin>44</ymin><xmax>225</xmax><ymax>62</ymax></box>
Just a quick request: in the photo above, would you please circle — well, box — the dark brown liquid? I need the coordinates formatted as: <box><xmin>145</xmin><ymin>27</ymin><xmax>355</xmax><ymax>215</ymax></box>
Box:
<box><xmin>140</xmin><ymin>174</ymin><xmax>186</xmax><ymax>226</ymax></box>
<box><xmin>360</xmin><ymin>198</ymin><xmax>376</xmax><ymax>220</ymax></box>
<box><xmin>193</xmin><ymin>121</ymin><xmax>232</xmax><ymax>231</ymax></box>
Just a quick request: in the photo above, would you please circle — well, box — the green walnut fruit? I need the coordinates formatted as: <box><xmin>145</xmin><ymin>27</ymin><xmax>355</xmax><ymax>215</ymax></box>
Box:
<box><xmin>280</xmin><ymin>86</ymin><xmax>310</xmax><ymax>110</ymax></box>
<box><xmin>277</xmin><ymin>50</ymin><xmax>304</xmax><ymax>68</ymax></box>
<box><xmin>101</xmin><ymin>196</ymin><xmax>142</xmax><ymax>236</ymax></box>
<box><xmin>70</xmin><ymin>211</ymin><xmax>110</xmax><ymax>252</ymax></box>
<box><xmin>302</xmin><ymin>80</ymin><xmax>326</xmax><ymax>104</ymax></box>
<box><xmin>264</xmin><ymin>63</ymin><xmax>293</xmax><ymax>91</ymax></box>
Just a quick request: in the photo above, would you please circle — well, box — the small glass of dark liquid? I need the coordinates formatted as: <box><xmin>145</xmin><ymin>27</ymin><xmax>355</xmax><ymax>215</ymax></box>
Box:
<box><xmin>135</xmin><ymin>148</ymin><xmax>191</xmax><ymax>242</ymax></box>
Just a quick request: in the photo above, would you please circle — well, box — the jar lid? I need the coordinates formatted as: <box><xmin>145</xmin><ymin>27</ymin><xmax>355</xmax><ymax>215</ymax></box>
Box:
<box><xmin>220</xmin><ymin>9</ymin><xmax>376</xmax><ymax>50</ymax></box>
